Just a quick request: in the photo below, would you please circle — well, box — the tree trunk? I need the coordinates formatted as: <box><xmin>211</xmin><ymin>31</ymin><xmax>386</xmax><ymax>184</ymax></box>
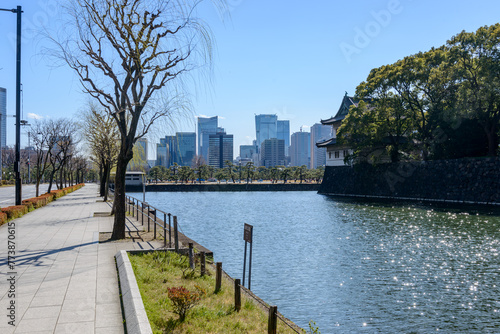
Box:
<box><xmin>59</xmin><ymin>167</ymin><xmax>64</xmax><ymax>190</ymax></box>
<box><xmin>100</xmin><ymin>162</ymin><xmax>107</xmax><ymax>197</ymax></box>
<box><xmin>47</xmin><ymin>170</ymin><xmax>56</xmax><ymax>193</ymax></box>
<box><xmin>103</xmin><ymin>161</ymin><xmax>111</xmax><ymax>202</ymax></box>
<box><xmin>110</xmin><ymin>153</ymin><xmax>131</xmax><ymax>240</ymax></box>
<box><xmin>99</xmin><ymin>162</ymin><xmax>105</xmax><ymax>196</ymax></box>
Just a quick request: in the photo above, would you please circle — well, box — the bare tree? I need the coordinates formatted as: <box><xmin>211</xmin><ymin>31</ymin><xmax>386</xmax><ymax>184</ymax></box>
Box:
<box><xmin>32</xmin><ymin>121</ymin><xmax>52</xmax><ymax>197</ymax></box>
<box><xmin>54</xmin><ymin>0</ymin><xmax>221</xmax><ymax>239</ymax></box>
<box><xmin>73</xmin><ymin>156</ymin><xmax>88</xmax><ymax>184</ymax></box>
<box><xmin>81</xmin><ymin>102</ymin><xmax>119</xmax><ymax>201</ymax></box>
<box><xmin>44</xmin><ymin>119</ymin><xmax>77</xmax><ymax>193</ymax></box>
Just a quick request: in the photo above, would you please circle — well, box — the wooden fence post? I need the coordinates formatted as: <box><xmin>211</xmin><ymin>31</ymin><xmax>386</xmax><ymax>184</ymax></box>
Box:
<box><xmin>173</xmin><ymin>216</ymin><xmax>179</xmax><ymax>252</ymax></box>
<box><xmin>200</xmin><ymin>252</ymin><xmax>206</xmax><ymax>277</ymax></box>
<box><xmin>188</xmin><ymin>243</ymin><xmax>194</xmax><ymax>269</ymax></box>
<box><xmin>268</xmin><ymin>305</ymin><xmax>277</xmax><ymax>334</ymax></box>
<box><xmin>215</xmin><ymin>262</ymin><xmax>222</xmax><ymax>293</ymax></box>
<box><xmin>234</xmin><ymin>279</ymin><xmax>241</xmax><ymax>312</ymax></box>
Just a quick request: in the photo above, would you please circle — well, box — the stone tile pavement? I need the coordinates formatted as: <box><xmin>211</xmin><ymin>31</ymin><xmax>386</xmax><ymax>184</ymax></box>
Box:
<box><xmin>0</xmin><ymin>183</ymin><xmax>157</xmax><ymax>334</ymax></box>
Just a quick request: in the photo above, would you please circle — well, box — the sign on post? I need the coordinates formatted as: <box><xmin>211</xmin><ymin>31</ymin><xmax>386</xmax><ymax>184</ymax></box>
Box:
<box><xmin>242</xmin><ymin>223</ymin><xmax>253</xmax><ymax>289</ymax></box>
<box><xmin>244</xmin><ymin>223</ymin><xmax>253</xmax><ymax>243</ymax></box>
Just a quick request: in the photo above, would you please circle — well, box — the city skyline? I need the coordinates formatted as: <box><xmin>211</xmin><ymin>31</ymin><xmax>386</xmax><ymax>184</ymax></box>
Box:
<box><xmin>2</xmin><ymin>1</ymin><xmax>500</xmax><ymax>157</ymax></box>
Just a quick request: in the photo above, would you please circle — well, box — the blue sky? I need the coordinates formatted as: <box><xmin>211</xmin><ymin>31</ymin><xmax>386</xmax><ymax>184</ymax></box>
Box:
<box><xmin>1</xmin><ymin>0</ymin><xmax>500</xmax><ymax>158</ymax></box>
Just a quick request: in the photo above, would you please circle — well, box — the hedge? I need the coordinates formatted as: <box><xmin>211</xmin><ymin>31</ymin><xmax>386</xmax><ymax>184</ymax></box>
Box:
<box><xmin>0</xmin><ymin>183</ymin><xmax>86</xmax><ymax>226</ymax></box>
<box><xmin>2</xmin><ymin>205</ymin><xmax>29</xmax><ymax>220</ymax></box>
<box><xmin>0</xmin><ymin>212</ymin><xmax>7</xmax><ymax>226</ymax></box>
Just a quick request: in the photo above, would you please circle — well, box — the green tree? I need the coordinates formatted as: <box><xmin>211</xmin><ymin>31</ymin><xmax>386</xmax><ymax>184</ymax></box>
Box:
<box><xmin>149</xmin><ymin>166</ymin><xmax>162</xmax><ymax>183</ymax></box>
<box><xmin>295</xmin><ymin>165</ymin><xmax>308</xmax><ymax>184</ymax></box>
<box><xmin>447</xmin><ymin>24</ymin><xmax>500</xmax><ymax>156</ymax></box>
<box><xmin>214</xmin><ymin>168</ymin><xmax>225</xmax><ymax>183</ymax></box>
<box><xmin>225</xmin><ymin>160</ymin><xmax>235</xmax><ymax>183</ymax></box>
<box><xmin>244</xmin><ymin>161</ymin><xmax>255</xmax><ymax>183</ymax></box>
<box><xmin>170</xmin><ymin>163</ymin><xmax>179</xmax><ymax>183</ymax></box>
<box><xmin>178</xmin><ymin>166</ymin><xmax>194</xmax><ymax>184</ymax></box>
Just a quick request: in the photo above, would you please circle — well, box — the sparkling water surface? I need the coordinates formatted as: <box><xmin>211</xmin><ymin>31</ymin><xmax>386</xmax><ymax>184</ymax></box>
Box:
<box><xmin>128</xmin><ymin>191</ymin><xmax>500</xmax><ymax>333</ymax></box>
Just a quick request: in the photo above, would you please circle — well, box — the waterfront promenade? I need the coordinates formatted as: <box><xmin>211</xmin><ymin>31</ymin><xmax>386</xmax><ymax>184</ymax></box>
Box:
<box><xmin>0</xmin><ymin>183</ymin><xmax>157</xmax><ymax>334</ymax></box>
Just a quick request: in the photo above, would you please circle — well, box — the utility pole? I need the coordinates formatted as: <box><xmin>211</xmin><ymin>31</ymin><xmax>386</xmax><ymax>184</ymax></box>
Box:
<box><xmin>1</xmin><ymin>6</ymin><xmax>23</xmax><ymax>204</ymax></box>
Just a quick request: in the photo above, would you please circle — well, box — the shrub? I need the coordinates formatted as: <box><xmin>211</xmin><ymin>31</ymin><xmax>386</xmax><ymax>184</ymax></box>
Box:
<box><xmin>167</xmin><ymin>285</ymin><xmax>206</xmax><ymax>321</ymax></box>
<box><xmin>21</xmin><ymin>201</ymin><xmax>34</xmax><ymax>212</ymax></box>
<box><xmin>1</xmin><ymin>205</ymin><xmax>29</xmax><ymax>220</ymax></box>
<box><xmin>0</xmin><ymin>212</ymin><xmax>7</xmax><ymax>226</ymax></box>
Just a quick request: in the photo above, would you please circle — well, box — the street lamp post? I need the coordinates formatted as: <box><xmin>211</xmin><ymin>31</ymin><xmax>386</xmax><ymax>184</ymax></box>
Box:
<box><xmin>1</xmin><ymin>6</ymin><xmax>23</xmax><ymax>205</ymax></box>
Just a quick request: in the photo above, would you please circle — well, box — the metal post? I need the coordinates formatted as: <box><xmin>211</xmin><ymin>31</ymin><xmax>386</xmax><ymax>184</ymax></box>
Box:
<box><xmin>163</xmin><ymin>212</ymin><xmax>167</xmax><ymax>248</ymax></box>
<box><xmin>14</xmin><ymin>6</ymin><xmax>22</xmax><ymax>205</ymax></box>
<box><xmin>141</xmin><ymin>202</ymin><xmax>144</xmax><ymax>225</ymax></box>
<box><xmin>168</xmin><ymin>213</ymin><xmax>172</xmax><ymax>248</ymax></box>
<box><xmin>147</xmin><ymin>205</ymin><xmax>150</xmax><ymax>232</ymax></box>
<box><xmin>248</xmin><ymin>227</ymin><xmax>253</xmax><ymax>290</ymax></box>
<box><xmin>153</xmin><ymin>209</ymin><xmax>156</xmax><ymax>239</ymax></box>
<box><xmin>242</xmin><ymin>241</ymin><xmax>247</xmax><ymax>287</ymax></box>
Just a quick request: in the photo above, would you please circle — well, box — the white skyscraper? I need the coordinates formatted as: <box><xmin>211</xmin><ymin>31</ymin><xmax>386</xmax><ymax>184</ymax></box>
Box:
<box><xmin>310</xmin><ymin>123</ymin><xmax>332</xmax><ymax>168</ymax></box>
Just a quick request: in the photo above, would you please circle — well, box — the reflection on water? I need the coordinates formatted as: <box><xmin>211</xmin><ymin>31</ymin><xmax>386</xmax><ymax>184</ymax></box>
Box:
<box><xmin>129</xmin><ymin>191</ymin><xmax>500</xmax><ymax>333</ymax></box>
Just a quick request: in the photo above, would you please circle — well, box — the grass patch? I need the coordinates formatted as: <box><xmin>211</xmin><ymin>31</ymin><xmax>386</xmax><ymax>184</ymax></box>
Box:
<box><xmin>129</xmin><ymin>251</ymin><xmax>299</xmax><ymax>334</ymax></box>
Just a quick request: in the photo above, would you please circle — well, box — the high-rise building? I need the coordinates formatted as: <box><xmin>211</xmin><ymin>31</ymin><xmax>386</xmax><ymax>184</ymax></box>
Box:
<box><xmin>156</xmin><ymin>138</ymin><xmax>167</xmax><ymax>167</ymax></box>
<box><xmin>0</xmin><ymin>87</ymin><xmax>6</xmax><ymax>149</ymax></box>
<box><xmin>255</xmin><ymin>114</ymin><xmax>277</xmax><ymax>148</ymax></box>
<box><xmin>176</xmin><ymin>132</ymin><xmax>196</xmax><ymax>166</ymax></box>
<box><xmin>197</xmin><ymin>116</ymin><xmax>218</xmax><ymax>162</ymax></box>
<box><xmin>277</xmin><ymin>120</ymin><xmax>290</xmax><ymax>156</ymax></box>
<box><xmin>208</xmin><ymin>130</ymin><xmax>233</xmax><ymax>168</ymax></box>
<box><xmin>156</xmin><ymin>136</ymin><xmax>177</xmax><ymax>167</ymax></box>
<box><xmin>240</xmin><ymin>144</ymin><xmax>258</xmax><ymax>160</ymax></box>
<box><xmin>290</xmin><ymin>131</ymin><xmax>310</xmax><ymax>167</ymax></box>
<box><xmin>310</xmin><ymin>123</ymin><xmax>332</xmax><ymax>168</ymax></box>
<box><xmin>260</xmin><ymin>138</ymin><xmax>285</xmax><ymax>167</ymax></box>
<box><xmin>165</xmin><ymin>136</ymin><xmax>177</xmax><ymax>167</ymax></box>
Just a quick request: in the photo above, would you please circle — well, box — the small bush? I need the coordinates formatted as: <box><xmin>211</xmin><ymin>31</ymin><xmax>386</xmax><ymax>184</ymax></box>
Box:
<box><xmin>0</xmin><ymin>212</ymin><xmax>7</xmax><ymax>226</ymax></box>
<box><xmin>1</xmin><ymin>205</ymin><xmax>29</xmax><ymax>220</ymax></box>
<box><xmin>21</xmin><ymin>201</ymin><xmax>34</xmax><ymax>212</ymax></box>
<box><xmin>167</xmin><ymin>285</ymin><xmax>206</xmax><ymax>321</ymax></box>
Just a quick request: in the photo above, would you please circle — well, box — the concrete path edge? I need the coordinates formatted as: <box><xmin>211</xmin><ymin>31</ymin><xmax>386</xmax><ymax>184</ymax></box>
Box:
<box><xmin>115</xmin><ymin>250</ymin><xmax>153</xmax><ymax>334</ymax></box>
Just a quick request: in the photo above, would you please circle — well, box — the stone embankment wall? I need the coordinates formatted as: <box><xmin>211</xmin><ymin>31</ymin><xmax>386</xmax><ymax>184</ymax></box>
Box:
<box><xmin>319</xmin><ymin>157</ymin><xmax>500</xmax><ymax>205</ymax></box>
<box><xmin>127</xmin><ymin>183</ymin><xmax>320</xmax><ymax>192</ymax></box>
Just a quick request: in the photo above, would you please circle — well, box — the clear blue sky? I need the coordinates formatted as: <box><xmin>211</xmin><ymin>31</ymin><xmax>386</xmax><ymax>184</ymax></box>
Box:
<box><xmin>1</xmin><ymin>0</ymin><xmax>500</xmax><ymax>158</ymax></box>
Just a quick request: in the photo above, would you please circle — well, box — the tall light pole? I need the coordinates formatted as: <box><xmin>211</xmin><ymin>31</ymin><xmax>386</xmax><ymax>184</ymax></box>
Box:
<box><xmin>20</xmin><ymin>120</ymin><xmax>30</xmax><ymax>183</ymax></box>
<box><xmin>1</xmin><ymin>6</ymin><xmax>23</xmax><ymax>204</ymax></box>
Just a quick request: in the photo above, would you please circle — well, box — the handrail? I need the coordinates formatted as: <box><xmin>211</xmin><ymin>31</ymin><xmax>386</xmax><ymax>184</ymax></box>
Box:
<box><xmin>125</xmin><ymin>194</ymin><xmax>174</xmax><ymax>248</ymax></box>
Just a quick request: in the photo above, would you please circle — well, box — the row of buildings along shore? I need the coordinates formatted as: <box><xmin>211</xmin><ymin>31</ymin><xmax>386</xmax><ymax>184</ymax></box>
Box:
<box><xmin>133</xmin><ymin>114</ymin><xmax>334</xmax><ymax>171</ymax></box>
<box><xmin>0</xmin><ymin>85</ymin><xmax>350</xmax><ymax>171</ymax></box>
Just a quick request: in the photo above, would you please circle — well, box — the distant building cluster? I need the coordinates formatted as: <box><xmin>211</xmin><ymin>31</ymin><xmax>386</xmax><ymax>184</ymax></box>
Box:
<box><xmin>132</xmin><ymin>111</ymin><xmax>334</xmax><ymax>170</ymax></box>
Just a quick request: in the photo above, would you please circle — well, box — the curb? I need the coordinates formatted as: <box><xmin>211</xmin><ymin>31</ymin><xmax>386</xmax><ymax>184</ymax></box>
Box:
<box><xmin>115</xmin><ymin>250</ymin><xmax>153</xmax><ymax>334</ymax></box>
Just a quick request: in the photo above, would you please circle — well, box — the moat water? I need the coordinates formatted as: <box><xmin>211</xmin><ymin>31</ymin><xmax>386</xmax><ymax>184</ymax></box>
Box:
<box><xmin>128</xmin><ymin>191</ymin><xmax>500</xmax><ymax>333</ymax></box>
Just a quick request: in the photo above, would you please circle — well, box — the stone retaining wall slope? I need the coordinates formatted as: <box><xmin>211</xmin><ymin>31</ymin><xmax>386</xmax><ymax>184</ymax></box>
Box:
<box><xmin>319</xmin><ymin>157</ymin><xmax>500</xmax><ymax>205</ymax></box>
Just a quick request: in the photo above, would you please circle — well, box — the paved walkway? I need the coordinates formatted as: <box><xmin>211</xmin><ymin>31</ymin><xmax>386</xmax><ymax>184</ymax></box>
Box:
<box><xmin>0</xmin><ymin>183</ymin><xmax>158</xmax><ymax>334</ymax></box>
